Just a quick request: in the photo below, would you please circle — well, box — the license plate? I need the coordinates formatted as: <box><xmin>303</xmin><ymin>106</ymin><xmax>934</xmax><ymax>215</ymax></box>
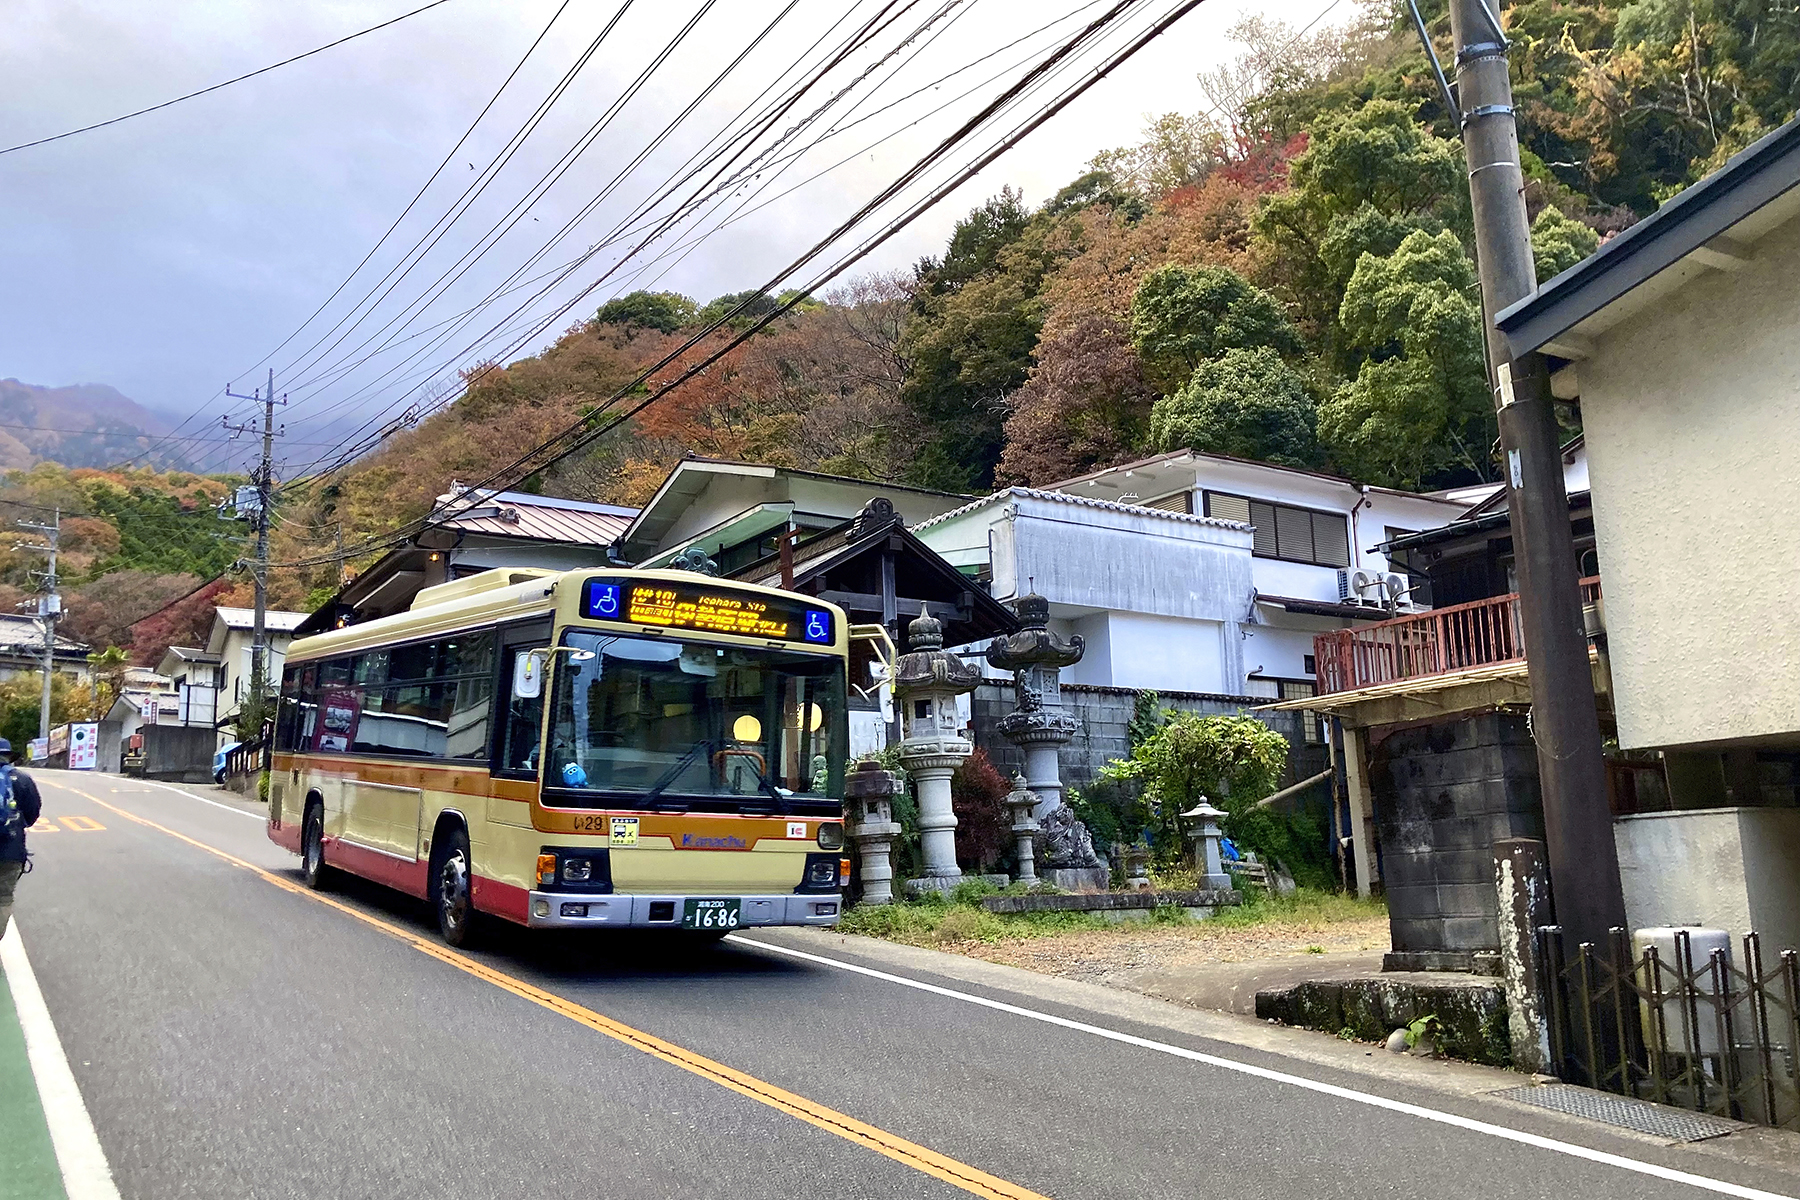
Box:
<box><xmin>682</xmin><ymin>898</ymin><xmax>741</xmax><ymax>930</ymax></box>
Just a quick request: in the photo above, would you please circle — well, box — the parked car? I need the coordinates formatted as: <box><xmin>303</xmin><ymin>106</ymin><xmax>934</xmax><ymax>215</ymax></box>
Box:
<box><xmin>212</xmin><ymin>741</ymin><xmax>241</xmax><ymax>785</ymax></box>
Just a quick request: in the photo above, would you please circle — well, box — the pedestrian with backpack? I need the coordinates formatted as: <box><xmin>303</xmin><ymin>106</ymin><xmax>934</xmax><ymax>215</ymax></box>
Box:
<box><xmin>0</xmin><ymin>737</ymin><xmax>43</xmax><ymax>939</ymax></box>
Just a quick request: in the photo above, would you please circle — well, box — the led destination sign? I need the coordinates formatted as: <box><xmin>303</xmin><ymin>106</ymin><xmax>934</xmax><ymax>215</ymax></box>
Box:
<box><xmin>580</xmin><ymin>577</ymin><xmax>833</xmax><ymax>644</ymax></box>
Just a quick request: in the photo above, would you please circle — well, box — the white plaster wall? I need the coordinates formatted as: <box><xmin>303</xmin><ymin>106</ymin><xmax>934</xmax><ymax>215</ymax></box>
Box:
<box><xmin>1616</xmin><ymin>808</ymin><xmax>1800</xmax><ymax>954</ymax></box>
<box><xmin>1580</xmin><ymin>214</ymin><xmax>1800</xmax><ymax>750</ymax></box>
<box><xmin>1104</xmin><ymin>612</ymin><xmax>1227</xmax><ymax>693</ymax></box>
<box><xmin>1242</xmin><ymin>622</ymin><xmax>1319</xmax><ymax>681</ymax></box>
<box><xmin>1063</xmin><ymin>612</ymin><xmax>1114</xmax><ymax>686</ymax></box>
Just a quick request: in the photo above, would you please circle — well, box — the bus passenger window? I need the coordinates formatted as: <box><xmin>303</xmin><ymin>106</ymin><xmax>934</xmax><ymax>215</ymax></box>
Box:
<box><xmin>501</xmin><ymin>648</ymin><xmax>544</xmax><ymax>774</ymax></box>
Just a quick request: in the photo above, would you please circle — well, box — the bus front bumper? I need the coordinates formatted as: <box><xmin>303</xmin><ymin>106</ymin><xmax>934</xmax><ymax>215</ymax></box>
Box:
<box><xmin>525</xmin><ymin>891</ymin><xmax>842</xmax><ymax>929</ymax></box>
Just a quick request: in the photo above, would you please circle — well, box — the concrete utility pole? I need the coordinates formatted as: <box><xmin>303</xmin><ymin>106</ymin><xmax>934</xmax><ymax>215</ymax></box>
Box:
<box><xmin>225</xmin><ymin>369</ymin><xmax>284</xmax><ymax>741</ymax></box>
<box><xmin>17</xmin><ymin>509</ymin><xmax>60</xmax><ymax>742</ymax></box>
<box><xmin>1448</xmin><ymin>0</ymin><xmax>1626</xmax><ymax>947</ymax></box>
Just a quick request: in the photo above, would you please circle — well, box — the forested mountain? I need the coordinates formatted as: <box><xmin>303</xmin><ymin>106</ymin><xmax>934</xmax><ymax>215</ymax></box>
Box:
<box><xmin>0</xmin><ymin>379</ymin><xmax>195</xmax><ymax>470</ymax></box>
<box><xmin>0</xmin><ymin>463</ymin><xmax>246</xmax><ymax>661</ymax></box>
<box><xmin>11</xmin><ymin>0</ymin><xmax>1797</xmax><ymax>663</ymax></box>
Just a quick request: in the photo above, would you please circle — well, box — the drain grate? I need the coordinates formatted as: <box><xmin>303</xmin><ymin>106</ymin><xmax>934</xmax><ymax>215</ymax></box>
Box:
<box><xmin>1490</xmin><ymin>1084</ymin><xmax>1748</xmax><ymax>1142</ymax></box>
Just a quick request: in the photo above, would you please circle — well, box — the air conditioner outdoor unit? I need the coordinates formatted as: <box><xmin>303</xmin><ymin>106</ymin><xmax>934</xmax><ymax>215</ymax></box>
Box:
<box><xmin>1337</xmin><ymin>568</ymin><xmax>1382</xmax><ymax>604</ymax></box>
<box><xmin>1382</xmin><ymin>572</ymin><xmax>1411</xmax><ymax>605</ymax></box>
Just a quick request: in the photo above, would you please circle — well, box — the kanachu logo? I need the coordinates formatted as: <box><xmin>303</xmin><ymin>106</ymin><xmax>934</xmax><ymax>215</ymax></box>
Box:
<box><xmin>681</xmin><ymin>833</ymin><xmax>748</xmax><ymax>850</ymax></box>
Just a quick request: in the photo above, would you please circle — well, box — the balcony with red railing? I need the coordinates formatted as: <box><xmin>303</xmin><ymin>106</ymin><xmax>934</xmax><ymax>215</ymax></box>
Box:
<box><xmin>1313</xmin><ymin>577</ymin><xmax>1602</xmax><ymax>694</ymax></box>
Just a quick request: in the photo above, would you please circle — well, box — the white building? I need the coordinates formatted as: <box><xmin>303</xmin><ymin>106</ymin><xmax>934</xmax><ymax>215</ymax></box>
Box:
<box><xmin>914</xmin><ymin>451</ymin><xmax>1468</xmax><ymax>700</ymax></box>
<box><xmin>158</xmin><ymin>607</ymin><xmax>308</xmax><ymax>744</ymax></box>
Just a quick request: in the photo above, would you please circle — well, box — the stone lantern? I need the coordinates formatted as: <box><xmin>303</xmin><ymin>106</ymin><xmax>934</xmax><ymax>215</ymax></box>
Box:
<box><xmin>1181</xmin><ymin>798</ymin><xmax>1233</xmax><ymax>890</ymax></box>
<box><xmin>893</xmin><ymin>605</ymin><xmax>982</xmax><ymax>889</ymax></box>
<box><xmin>845</xmin><ymin>761</ymin><xmax>902</xmax><ymax>906</ymax></box>
<box><xmin>1003</xmin><ymin>774</ymin><xmax>1041</xmax><ymax>888</ymax></box>
<box><xmin>986</xmin><ymin>592</ymin><xmax>1084</xmax><ymax>820</ymax></box>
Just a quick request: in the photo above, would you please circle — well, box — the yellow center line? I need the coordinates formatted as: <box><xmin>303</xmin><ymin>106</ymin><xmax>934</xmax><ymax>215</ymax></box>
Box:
<box><xmin>54</xmin><ymin>783</ymin><xmax>1049</xmax><ymax>1200</ymax></box>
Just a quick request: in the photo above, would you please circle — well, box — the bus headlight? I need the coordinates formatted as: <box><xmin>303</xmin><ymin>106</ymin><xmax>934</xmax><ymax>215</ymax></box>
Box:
<box><xmin>563</xmin><ymin>858</ymin><xmax>592</xmax><ymax>883</ymax></box>
<box><xmin>816</xmin><ymin>822</ymin><xmax>844</xmax><ymax>850</ymax></box>
<box><xmin>807</xmin><ymin>858</ymin><xmax>838</xmax><ymax>887</ymax></box>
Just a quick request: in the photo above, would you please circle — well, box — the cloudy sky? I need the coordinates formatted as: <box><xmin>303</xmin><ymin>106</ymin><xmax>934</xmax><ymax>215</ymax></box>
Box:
<box><xmin>2</xmin><ymin>0</ymin><xmax>1344</xmax><ymax>473</ymax></box>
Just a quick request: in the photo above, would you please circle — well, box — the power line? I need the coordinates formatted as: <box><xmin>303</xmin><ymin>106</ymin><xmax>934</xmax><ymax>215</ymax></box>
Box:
<box><xmin>0</xmin><ymin>0</ymin><xmax>461</xmax><ymax>157</ymax></box>
<box><xmin>275</xmin><ymin>2</ymin><xmax>905</xmax><ymax>477</ymax></box>
<box><xmin>275</xmin><ymin>0</ymin><xmax>1196</xmax><ymax>569</ymax></box>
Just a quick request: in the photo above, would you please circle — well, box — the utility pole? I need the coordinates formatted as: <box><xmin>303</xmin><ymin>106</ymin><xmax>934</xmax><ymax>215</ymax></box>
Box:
<box><xmin>225</xmin><ymin>368</ymin><xmax>284</xmax><ymax>742</ymax></box>
<box><xmin>16</xmin><ymin>509</ymin><xmax>60</xmax><ymax>743</ymax></box>
<box><xmin>1448</xmin><ymin>0</ymin><xmax>1626</xmax><ymax>947</ymax></box>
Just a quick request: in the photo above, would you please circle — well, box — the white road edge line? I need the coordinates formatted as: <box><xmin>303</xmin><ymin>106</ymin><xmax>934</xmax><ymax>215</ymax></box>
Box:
<box><xmin>109</xmin><ymin>776</ymin><xmax>262</xmax><ymax>820</ymax></box>
<box><xmin>730</xmin><ymin>935</ymin><xmax>1795</xmax><ymax>1200</ymax></box>
<box><xmin>1</xmin><ymin>924</ymin><xmax>123</xmax><ymax>1200</ymax></box>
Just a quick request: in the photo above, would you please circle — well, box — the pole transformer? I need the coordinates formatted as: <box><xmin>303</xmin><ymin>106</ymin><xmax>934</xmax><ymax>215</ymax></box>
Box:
<box><xmin>1447</xmin><ymin>0</ymin><xmax>1626</xmax><ymax>947</ymax></box>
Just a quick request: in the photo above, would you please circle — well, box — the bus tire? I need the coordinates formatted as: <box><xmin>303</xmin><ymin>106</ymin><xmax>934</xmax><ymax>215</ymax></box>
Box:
<box><xmin>431</xmin><ymin>827</ymin><xmax>475</xmax><ymax>948</ymax></box>
<box><xmin>301</xmin><ymin>801</ymin><xmax>332</xmax><ymax>891</ymax></box>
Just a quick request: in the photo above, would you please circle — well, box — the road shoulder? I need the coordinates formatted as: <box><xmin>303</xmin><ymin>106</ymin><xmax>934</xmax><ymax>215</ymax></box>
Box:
<box><xmin>1</xmin><ymin>928</ymin><xmax>69</xmax><ymax>1200</ymax></box>
<box><xmin>749</xmin><ymin>927</ymin><xmax>1800</xmax><ymax>1183</ymax></box>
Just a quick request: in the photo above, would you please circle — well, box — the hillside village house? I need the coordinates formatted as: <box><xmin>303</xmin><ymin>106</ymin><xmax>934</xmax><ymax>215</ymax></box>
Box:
<box><xmin>0</xmin><ymin>612</ymin><xmax>89</xmax><ymax>684</ymax></box>
<box><xmin>159</xmin><ymin>606</ymin><xmax>307</xmax><ymax>746</ymax></box>
<box><xmin>1494</xmin><ymin>112</ymin><xmax>1800</xmax><ymax>950</ymax></box>
<box><xmin>913</xmin><ymin>452</ymin><xmax>1468</xmax><ymax>698</ymax></box>
<box><xmin>300</xmin><ymin>485</ymin><xmax>638</xmax><ymax>631</ymax></box>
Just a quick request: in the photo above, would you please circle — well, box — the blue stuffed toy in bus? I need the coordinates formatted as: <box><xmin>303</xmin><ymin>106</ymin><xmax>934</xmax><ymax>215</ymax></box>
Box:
<box><xmin>561</xmin><ymin>762</ymin><xmax>589</xmax><ymax>788</ymax></box>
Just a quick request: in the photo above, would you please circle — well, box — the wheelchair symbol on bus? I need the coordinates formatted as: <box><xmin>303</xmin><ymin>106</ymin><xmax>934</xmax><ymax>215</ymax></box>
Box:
<box><xmin>803</xmin><ymin>609</ymin><xmax>830</xmax><ymax>643</ymax></box>
<box><xmin>587</xmin><ymin>581</ymin><xmax>621</xmax><ymax>618</ymax></box>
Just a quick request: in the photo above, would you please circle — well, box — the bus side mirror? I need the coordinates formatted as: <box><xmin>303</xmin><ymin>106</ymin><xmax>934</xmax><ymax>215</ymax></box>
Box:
<box><xmin>513</xmin><ymin>651</ymin><xmax>544</xmax><ymax>699</ymax></box>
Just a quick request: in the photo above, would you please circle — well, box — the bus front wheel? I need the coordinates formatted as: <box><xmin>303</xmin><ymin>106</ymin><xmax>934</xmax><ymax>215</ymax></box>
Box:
<box><xmin>432</xmin><ymin>828</ymin><xmax>475</xmax><ymax>948</ymax></box>
<box><xmin>301</xmin><ymin>803</ymin><xmax>332</xmax><ymax>891</ymax></box>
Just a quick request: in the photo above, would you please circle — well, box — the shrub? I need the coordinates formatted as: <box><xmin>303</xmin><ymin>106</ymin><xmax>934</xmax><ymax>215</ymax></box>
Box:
<box><xmin>951</xmin><ymin>748</ymin><xmax>1012</xmax><ymax>872</ymax></box>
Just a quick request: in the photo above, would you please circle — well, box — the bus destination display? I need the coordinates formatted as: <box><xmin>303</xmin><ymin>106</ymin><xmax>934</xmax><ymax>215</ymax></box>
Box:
<box><xmin>581</xmin><ymin>577</ymin><xmax>832</xmax><ymax>644</ymax></box>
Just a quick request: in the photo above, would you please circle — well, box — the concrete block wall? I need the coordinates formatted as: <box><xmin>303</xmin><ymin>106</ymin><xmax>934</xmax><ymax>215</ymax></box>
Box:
<box><xmin>970</xmin><ymin>681</ymin><xmax>1318</xmax><ymax>794</ymax></box>
<box><xmin>1372</xmin><ymin>713</ymin><xmax>1544</xmax><ymax>969</ymax></box>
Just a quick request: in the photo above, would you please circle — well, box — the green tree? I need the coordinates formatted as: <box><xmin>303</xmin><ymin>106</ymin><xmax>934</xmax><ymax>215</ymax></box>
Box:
<box><xmin>591</xmin><ymin>290</ymin><xmax>697</xmax><ymax>333</ymax></box>
<box><xmin>1149</xmin><ymin>347</ymin><xmax>1319</xmax><ymax>467</ymax></box>
<box><xmin>1253</xmin><ymin>100</ymin><xmax>1465</xmax><ymax>351</ymax></box>
<box><xmin>899</xmin><ymin>189</ymin><xmax>1072</xmax><ymax>490</ymax></box>
<box><xmin>1128</xmin><ymin>264</ymin><xmax>1302</xmax><ymax>394</ymax></box>
<box><xmin>1530</xmin><ymin>206</ymin><xmax>1602</xmax><ymax>282</ymax></box>
<box><xmin>1101</xmin><ymin>712</ymin><xmax>1289</xmax><ymax>857</ymax></box>
<box><xmin>697</xmin><ymin>289</ymin><xmax>780</xmax><ymax>330</ymax></box>
<box><xmin>1319</xmin><ymin>229</ymin><xmax>1493</xmax><ymax>487</ymax></box>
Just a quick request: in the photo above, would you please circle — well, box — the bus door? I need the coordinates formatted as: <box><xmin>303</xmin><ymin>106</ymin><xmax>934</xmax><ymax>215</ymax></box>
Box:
<box><xmin>489</xmin><ymin>619</ymin><xmax>551</xmax><ymax>829</ymax></box>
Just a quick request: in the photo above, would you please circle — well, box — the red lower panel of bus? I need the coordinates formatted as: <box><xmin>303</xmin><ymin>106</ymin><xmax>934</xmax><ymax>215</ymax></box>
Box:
<box><xmin>472</xmin><ymin>876</ymin><xmax>530</xmax><ymax>925</ymax></box>
<box><xmin>268</xmin><ymin>821</ymin><xmax>302</xmax><ymax>854</ymax></box>
<box><xmin>326</xmin><ymin>838</ymin><xmax>430</xmax><ymax>900</ymax></box>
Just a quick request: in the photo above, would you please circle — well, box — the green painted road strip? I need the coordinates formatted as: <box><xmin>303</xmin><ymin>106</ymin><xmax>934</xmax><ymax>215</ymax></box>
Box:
<box><xmin>0</xmin><ymin>935</ymin><xmax>68</xmax><ymax>1200</ymax></box>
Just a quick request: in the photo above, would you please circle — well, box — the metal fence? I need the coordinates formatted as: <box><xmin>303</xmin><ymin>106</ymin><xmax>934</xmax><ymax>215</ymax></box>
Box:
<box><xmin>1538</xmin><ymin>925</ymin><xmax>1800</xmax><ymax>1129</ymax></box>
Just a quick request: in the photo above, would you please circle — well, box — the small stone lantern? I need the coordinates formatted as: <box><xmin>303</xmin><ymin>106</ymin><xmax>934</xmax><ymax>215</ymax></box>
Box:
<box><xmin>893</xmin><ymin>605</ymin><xmax>982</xmax><ymax>888</ymax></box>
<box><xmin>845</xmin><ymin>761</ymin><xmax>902</xmax><ymax>906</ymax></box>
<box><xmin>1181</xmin><ymin>798</ymin><xmax>1233</xmax><ymax>890</ymax></box>
<box><xmin>1115</xmin><ymin>841</ymin><xmax>1152</xmax><ymax>892</ymax></box>
<box><xmin>1003</xmin><ymin>774</ymin><xmax>1041</xmax><ymax>888</ymax></box>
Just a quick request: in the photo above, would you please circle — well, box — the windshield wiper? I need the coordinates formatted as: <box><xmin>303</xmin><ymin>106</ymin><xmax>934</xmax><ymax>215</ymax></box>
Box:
<box><xmin>639</xmin><ymin>741</ymin><xmax>710</xmax><ymax>812</ymax></box>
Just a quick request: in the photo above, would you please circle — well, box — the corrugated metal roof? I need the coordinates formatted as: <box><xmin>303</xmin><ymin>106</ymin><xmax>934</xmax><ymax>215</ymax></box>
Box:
<box><xmin>911</xmin><ymin>486</ymin><xmax>1251</xmax><ymax>533</ymax></box>
<box><xmin>435</xmin><ymin>489</ymin><xmax>635</xmax><ymax>547</ymax></box>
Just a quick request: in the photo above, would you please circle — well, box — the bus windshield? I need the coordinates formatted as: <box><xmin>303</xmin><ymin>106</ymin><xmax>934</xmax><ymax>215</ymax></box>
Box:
<box><xmin>544</xmin><ymin>630</ymin><xmax>847</xmax><ymax>812</ymax></box>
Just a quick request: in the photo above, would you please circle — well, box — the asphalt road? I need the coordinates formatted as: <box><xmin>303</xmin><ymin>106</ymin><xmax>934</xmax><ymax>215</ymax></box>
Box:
<box><xmin>11</xmin><ymin>770</ymin><xmax>1800</xmax><ymax>1200</ymax></box>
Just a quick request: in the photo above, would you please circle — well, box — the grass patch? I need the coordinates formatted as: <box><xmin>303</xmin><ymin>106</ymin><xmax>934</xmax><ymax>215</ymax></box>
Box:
<box><xmin>838</xmin><ymin>886</ymin><xmax>1385</xmax><ymax>948</ymax></box>
<box><xmin>1203</xmin><ymin>888</ymin><xmax>1387</xmax><ymax>929</ymax></box>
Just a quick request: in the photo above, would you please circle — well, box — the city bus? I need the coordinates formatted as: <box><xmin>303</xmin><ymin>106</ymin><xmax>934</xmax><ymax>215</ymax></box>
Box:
<box><xmin>266</xmin><ymin>567</ymin><xmax>857</xmax><ymax>946</ymax></box>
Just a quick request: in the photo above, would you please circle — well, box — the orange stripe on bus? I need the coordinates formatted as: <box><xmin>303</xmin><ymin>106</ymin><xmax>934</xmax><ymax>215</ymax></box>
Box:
<box><xmin>59</xmin><ymin>785</ymin><xmax>1047</xmax><ymax>1200</ymax></box>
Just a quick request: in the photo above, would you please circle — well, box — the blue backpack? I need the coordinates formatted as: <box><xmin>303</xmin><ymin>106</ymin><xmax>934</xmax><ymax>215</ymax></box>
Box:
<box><xmin>0</xmin><ymin>764</ymin><xmax>18</xmax><ymax>842</ymax></box>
